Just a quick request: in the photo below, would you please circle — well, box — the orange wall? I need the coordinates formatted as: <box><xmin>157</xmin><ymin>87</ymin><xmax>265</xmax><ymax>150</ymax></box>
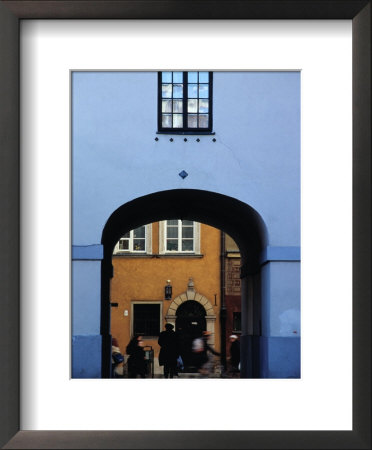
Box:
<box><xmin>110</xmin><ymin>223</ymin><xmax>221</xmax><ymax>359</ymax></box>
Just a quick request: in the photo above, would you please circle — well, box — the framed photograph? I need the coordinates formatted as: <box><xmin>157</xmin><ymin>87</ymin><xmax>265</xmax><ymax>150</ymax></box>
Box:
<box><xmin>0</xmin><ymin>1</ymin><xmax>370</xmax><ymax>449</ymax></box>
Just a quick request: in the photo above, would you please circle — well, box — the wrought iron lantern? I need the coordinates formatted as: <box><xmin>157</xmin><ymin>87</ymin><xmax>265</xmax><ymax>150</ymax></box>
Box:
<box><xmin>164</xmin><ymin>280</ymin><xmax>172</xmax><ymax>300</ymax></box>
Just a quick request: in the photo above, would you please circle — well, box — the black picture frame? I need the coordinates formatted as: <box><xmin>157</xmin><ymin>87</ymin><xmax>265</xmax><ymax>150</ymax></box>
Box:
<box><xmin>0</xmin><ymin>1</ymin><xmax>370</xmax><ymax>449</ymax></box>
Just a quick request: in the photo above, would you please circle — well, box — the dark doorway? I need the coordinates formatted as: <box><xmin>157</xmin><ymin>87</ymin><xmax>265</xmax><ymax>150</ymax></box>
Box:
<box><xmin>176</xmin><ymin>300</ymin><xmax>206</xmax><ymax>372</ymax></box>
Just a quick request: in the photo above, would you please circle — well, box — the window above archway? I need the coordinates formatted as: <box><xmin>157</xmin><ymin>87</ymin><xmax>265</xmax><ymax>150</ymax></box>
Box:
<box><xmin>159</xmin><ymin>220</ymin><xmax>201</xmax><ymax>254</ymax></box>
<box><xmin>158</xmin><ymin>71</ymin><xmax>213</xmax><ymax>134</ymax></box>
<box><xmin>113</xmin><ymin>224</ymin><xmax>152</xmax><ymax>255</ymax></box>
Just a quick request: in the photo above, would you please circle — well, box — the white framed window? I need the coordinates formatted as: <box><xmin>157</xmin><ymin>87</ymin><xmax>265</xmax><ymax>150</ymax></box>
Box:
<box><xmin>113</xmin><ymin>224</ymin><xmax>152</xmax><ymax>254</ymax></box>
<box><xmin>159</xmin><ymin>220</ymin><xmax>201</xmax><ymax>254</ymax></box>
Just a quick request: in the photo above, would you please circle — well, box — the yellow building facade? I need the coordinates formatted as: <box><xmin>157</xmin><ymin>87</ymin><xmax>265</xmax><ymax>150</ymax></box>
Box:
<box><xmin>110</xmin><ymin>220</ymin><xmax>221</xmax><ymax>374</ymax></box>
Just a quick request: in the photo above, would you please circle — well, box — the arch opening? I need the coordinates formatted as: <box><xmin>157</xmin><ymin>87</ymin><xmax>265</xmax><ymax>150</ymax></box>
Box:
<box><xmin>101</xmin><ymin>189</ymin><xmax>267</xmax><ymax>378</ymax></box>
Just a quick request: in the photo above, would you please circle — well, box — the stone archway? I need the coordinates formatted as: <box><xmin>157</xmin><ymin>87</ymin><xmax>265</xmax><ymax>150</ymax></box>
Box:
<box><xmin>165</xmin><ymin>278</ymin><xmax>216</xmax><ymax>345</ymax></box>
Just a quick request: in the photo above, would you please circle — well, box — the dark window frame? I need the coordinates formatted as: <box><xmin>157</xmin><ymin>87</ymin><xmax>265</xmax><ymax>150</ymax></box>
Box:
<box><xmin>232</xmin><ymin>311</ymin><xmax>242</xmax><ymax>333</ymax></box>
<box><xmin>157</xmin><ymin>71</ymin><xmax>214</xmax><ymax>134</ymax></box>
<box><xmin>132</xmin><ymin>303</ymin><xmax>161</xmax><ymax>338</ymax></box>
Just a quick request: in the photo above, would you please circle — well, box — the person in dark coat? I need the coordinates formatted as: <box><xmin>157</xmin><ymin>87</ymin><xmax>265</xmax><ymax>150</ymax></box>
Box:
<box><xmin>158</xmin><ymin>323</ymin><xmax>179</xmax><ymax>378</ymax></box>
<box><xmin>228</xmin><ymin>334</ymin><xmax>240</xmax><ymax>377</ymax></box>
<box><xmin>126</xmin><ymin>335</ymin><xmax>146</xmax><ymax>378</ymax></box>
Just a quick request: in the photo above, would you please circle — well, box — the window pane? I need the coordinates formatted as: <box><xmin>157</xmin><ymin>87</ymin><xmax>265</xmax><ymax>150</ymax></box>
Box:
<box><xmin>173</xmin><ymin>114</ymin><xmax>183</xmax><ymax>128</ymax></box>
<box><xmin>162</xmin><ymin>114</ymin><xmax>172</xmax><ymax>128</ymax></box>
<box><xmin>233</xmin><ymin>312</ymin><xmax>242</xmax><ymax>331</ymax></box>
<box><xmin>122</xmin><ymin>231</ymin><xmax>130</xmax><ymax>238</ymax></box>
<box><xmin>182</xmin><ymin>240</ymin><xmax>193</xmax><ymax>251</ymax></box>
<box><xmin>199</xmin><ymin>114</ymin><xmax>209</xmax><ymax>128</ymax></box>
<box><xmin>133</xmin><ymin>304</ymin><xmax>160</xmax><ymax>337</ymax></box>
<box><xmin>167</xmin><ymin>239</ymin><xmax>178</xmax><ymax>251</ymax></box>
<box><xmin>133</xmin><ymin>239</ymin><xmax>145</xmax><ymax>251</ymax></box>
<box><xmin>162</xmin><ymin>72</ymin><xmax>172</xmax><ymax>83</ymax></box>
<box><xmin>182</xmin><ymin>227</ymin><xmax>194</xmax><ymax>238</ymax></box>
<box><xmin>199</xmin><ymin>99</ymin><xmax>209</xmax><ymax>113</ymax></box>
<box><xmin>162</xmin><ymin>84</ymin><xmax>172</xmax><ymax>98</ymax></box>
<box><xmin>199</xmin><ymin>84</ymin><xmax>209</xmax><ymax>98</ymax></box>
<box><xmin>119</xmin><ymin>239</ymin><xmax>129</xmax><ymax>250</ymax></box>
<box><xmin>162</xmin><ymin>99</ymin><xmax>172</xmax><ymax>113</ymax></box>
<box><xmin>182</xmin><ymin>220</ymin><xmax>193</xmax><ymax>225</ymax></box>
<box><xmin>188</xmin><ymin>84</ymin><xmax>198</xmax><ymax>98</ymax></box>
<box><xmin>198</xmin><ymin>72</ymin><xmax>209</xmax><ymax>83</ymax></box>
<box><xmin>173</xmin><ymin>71</ymin><xmax>183</xmax><ymax>83</ymax></box>
<box><xmin>167</xmin><ymin>227</ymin><xmax>178</xmax><ymax>238</ymax></box>
<box><xmin>188</xmin><ymin>99</ymin><xmax>197</xmax><ymax>113</ymax></box>
<box><xmin>173</xmin><ymin>100</ymin><xmax>183</xmax><ymax>113</ymax></box>
<box><xmin>167</xmin><ymin>219</ymin><xmax>178</xmax><ymax>225</ymax></box>
<box><xmin>133</xmin><ymin>226</ymin><xmax>145</xmax><ymax>238</ymax></box>
<box><xmin>188</xmin><ymin>114</ymin><xmax>198</xmax><ymax>128</ymax></box>
<box><xmin>188</xmin><ymin>72</ymin><xmax>198</xmax><ymax>83</ymax></box>
<box><xmin>173</xmin><ymin>84</ymin><xmax>183</xmax><ymax>98</ymax></box>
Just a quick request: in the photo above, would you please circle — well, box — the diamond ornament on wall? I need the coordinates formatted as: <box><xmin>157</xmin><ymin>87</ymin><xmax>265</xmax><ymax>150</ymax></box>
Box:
<box><xmin>179</xmin><ymin>170</ymin><xmax>188</xmax><ymax>179</ymax></box>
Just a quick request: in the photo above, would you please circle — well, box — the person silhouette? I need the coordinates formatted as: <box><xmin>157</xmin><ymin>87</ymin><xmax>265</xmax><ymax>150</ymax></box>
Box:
<box><xmin>158</xmin><ymin>323</ymin><xmax>179</xmax><ymax>378</ymax></box>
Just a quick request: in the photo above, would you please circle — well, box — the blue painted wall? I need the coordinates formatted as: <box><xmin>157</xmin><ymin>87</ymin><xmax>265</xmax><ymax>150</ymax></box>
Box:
<box><xmin>71</xmin><ymin>71</ymin><xmax>301</xmax><ymax>378</ymax></box>
<box><xmin>72</xmin><ymin>71</ymin><xmax>300</xmax><ymax>247</ymax></box>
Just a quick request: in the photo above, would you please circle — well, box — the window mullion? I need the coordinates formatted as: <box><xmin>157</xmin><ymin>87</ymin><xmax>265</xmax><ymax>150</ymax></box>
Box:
<box><xmin>183</xmin><ymin>72</ymin><xmax>187</xmax><ymax>131</ymax></box>
<box><xmin>178</xmin><ymin>219</ymin><xmax>182</xmax><ymax>252</ymax></box>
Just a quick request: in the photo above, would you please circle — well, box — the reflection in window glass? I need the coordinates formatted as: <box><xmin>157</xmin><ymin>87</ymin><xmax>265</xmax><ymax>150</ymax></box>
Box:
<box><xmin>188</xmin><ymin>115</ymin><xmax>198</xmax><ymax>128</ymax></box>
<box><xmin>115</xmin><ymin>226</ymin><xmax>147</xmax><ymax>253</ymax></box>
<box><xmin>188</xmin><ymin>99</ymin><xmax>198</xmax><ymax>113</ymax></box>
<box><xmin>173</xmin><ymin>114</ymin><xmax>183</xmax><ymax>128</ymax></box>
<box><xmin>199</xmin><ymin>114</ymin><xmax>209</xmax><ymax>128</ymax></box>
<box><xmin>162</xmin><ymin>72</ymin><xmax>172</xmax><ymax>83</ymax></box>
<box><xmin>167</xmin><ymin>239</ymin><xmax>178</xmax><ymax>251</ymax></box>
<box><xmin>199</xmin><ymin>99</ymin><xmax>209</xmax><ymax>113</ymax></box>
<box><xmin>188</xmin><ymin>84</ymin><xmax>198</xmax><ymax>98</ymax></box>
<box><xmin>173</xmin><ymin>71</ymin><xmax>183</xmax><ymax>83</ymax></box>
<box><xmin>199</xmin><ymin>84</ymin><xmax>209</xmax><ymax>98</ymax></box>
<box><xmin>173</xmin><ymin>100</ymin><xmax>183</xmax><ymax>113</ymax></box>
<box><xmin>188</xmin><ymin>72</ymin><xmax>198</xmax><ymax>83</ymax></box>
<box><xmin>159</xmin><ymin>72</ymin><xmax>212</xmax><ymax>131</ymax></box>
<box><xmin>119</xmin><ymin>239</ymin><xmax>129</xmax><ymax>250</ymax></box>
<box><xmin>162</xmin><ymin>84</ymin><xmax>172</xmax><ymax>98</ymax></box>
<box><xmin>182</xmin><ymin>240</ymin><xmax>193</xmax><ymax>251</ymax></box>
<box><xmin>173</xmin><ymin>84</ymin><xmax>183</xmax><ymax>98</ymax></box>
<box><xmin>133</xmin><ymin>239</ymin><xmax>145</xmax><ymax>251</ymax></box>
<box><xmin>162</xmin><ymin>100</ymin><xmax>172</xmax><ymax>113</ymax></box>
<box><xmin>162</xmin><ymin>115</ymin><xmax>172</xmax><ymax>128</ymax></box>
<box><xmin>165</xmin><ymin>220</ymin><xmax>195</xmax><ymax>252</ymax></box>
<box><xmin>198</xmin><ymin>71</ymin><xmax>209</xmax><ymax>83</ymax></box>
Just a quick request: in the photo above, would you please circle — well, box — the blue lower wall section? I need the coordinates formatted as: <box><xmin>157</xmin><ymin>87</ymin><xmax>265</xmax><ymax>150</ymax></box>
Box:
<box><xmin>72</xmin><ymin>334</ymin><xmax>102</xmax><ymax>378</ymax></box>
<box><xmin>260</xmin><ymin>336</ymin><xmax>301</xmax><ymax>378</ymax></box>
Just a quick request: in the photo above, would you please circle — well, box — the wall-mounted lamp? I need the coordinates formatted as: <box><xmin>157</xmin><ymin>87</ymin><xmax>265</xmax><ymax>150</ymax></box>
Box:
<box><xmin>165</xmin><ymin>280</ymin><xmax>172</xmax><ymax>300</ymax></box>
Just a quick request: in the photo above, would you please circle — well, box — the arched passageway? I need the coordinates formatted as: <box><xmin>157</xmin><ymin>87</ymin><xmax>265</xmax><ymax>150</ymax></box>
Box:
<box><xmin>101</xmin><ymin>189</ymin><xmax>267</xmax><ymax>378</ymax></box>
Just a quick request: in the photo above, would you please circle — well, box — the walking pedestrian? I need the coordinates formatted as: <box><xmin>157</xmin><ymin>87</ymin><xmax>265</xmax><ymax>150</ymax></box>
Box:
<box><xmin>111</xmin><ymin>337</ymin><xmax>124</xmax><ymax>378</ymax></box>
<box><xmin>158</xmin><ymin>323</ymin><xmax>179</xmax><ymax>378</ymax></box>
<box><xmin>192</xmin><ymin>331</ymin><xmax>220</xmax><ymax>377</ymax></box>
<box><xmin>126</xmin><ymin>335</ymin><xmax>146</xmax><ymax>378</ymax></box>
<box><xmin>227</xmin><ymin>334</ymin><xmax>240</xmax><ymax>377</ymax></box>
